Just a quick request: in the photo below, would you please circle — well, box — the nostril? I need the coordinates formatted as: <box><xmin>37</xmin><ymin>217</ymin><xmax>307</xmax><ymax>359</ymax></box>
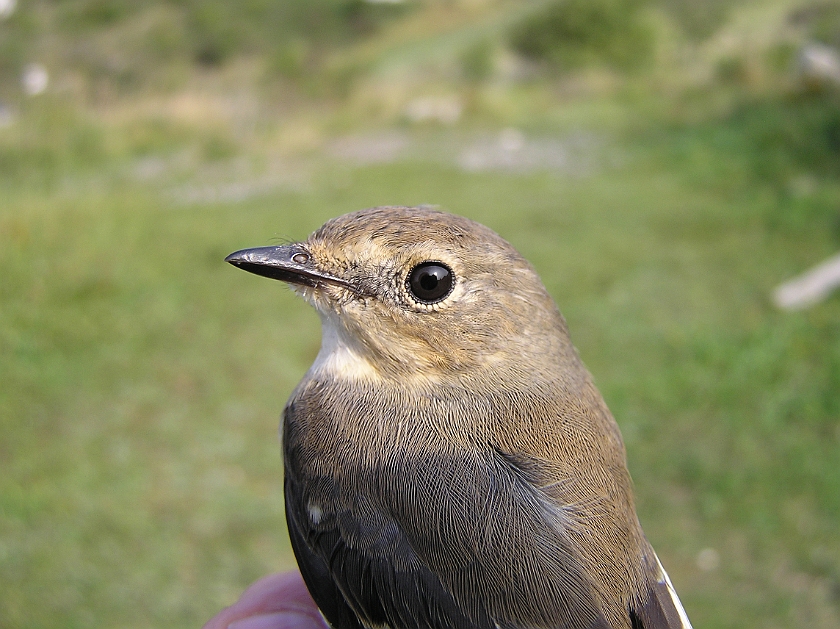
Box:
<box><xmin>292</xmin><ymin>252</ymin><xmax>310</xmax><ymax>265</ymax></box>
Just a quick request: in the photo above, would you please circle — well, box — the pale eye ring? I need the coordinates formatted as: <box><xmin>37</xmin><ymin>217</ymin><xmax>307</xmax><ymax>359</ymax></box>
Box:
<box><xmin>407</xmin><ymin>262</ymin><xmax>453</xmax><ymax>304</ymax></box>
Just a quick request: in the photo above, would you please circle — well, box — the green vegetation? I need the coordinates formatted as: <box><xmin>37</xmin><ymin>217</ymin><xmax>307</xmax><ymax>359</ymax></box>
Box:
<box><xmin>2</xmin><ymin>1</ymin><xmax>840</xmax><ymax>628</ymax></box>
<box><xmin>793</xmin><ymin>1</ymin><xmax>840</xmax><ymax>48</ymax></box>
<box><xmin>509</xmin><ymin>0</ymin><xmax>654</xmax><ymax>72</ymax></box>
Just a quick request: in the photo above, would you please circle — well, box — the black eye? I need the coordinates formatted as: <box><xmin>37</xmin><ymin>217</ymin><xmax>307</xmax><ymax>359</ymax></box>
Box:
<box><xmin>407</xmin><ymin>262</ymin><xmax>453</xmax><ymax>304</ymax></box>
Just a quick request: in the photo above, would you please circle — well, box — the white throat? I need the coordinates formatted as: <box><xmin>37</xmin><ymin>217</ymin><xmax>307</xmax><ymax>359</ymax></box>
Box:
<box><xmin>309</xmin><ymin>314</ymin><xmax>379</xmax><ymax>381</ymax></box>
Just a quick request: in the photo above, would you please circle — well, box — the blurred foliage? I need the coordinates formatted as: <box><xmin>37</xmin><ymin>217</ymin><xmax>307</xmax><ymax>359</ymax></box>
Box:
<box><xmin>728</xmin><ymin>93</ymin><xmax>840</xmax><ymax>183</ymax></box>
<box><xmin>657</xmin><ymin>0</ymin><xmax>742</xmax><ymax>40</ymax></box>
<box><xmin>460</xmin><ymin>38</ymin><xmax>495</xmax><ymax>83</ymax></box>
<box><xmin>656</xmin><ymin>88</ymin><xmax>840</xmax><ymax>235</ymax></box>
<box><xmin>790</xmin><ymin>1</ymin><xmax>840</xmax><ymax>47</ymax></box>
<box><xmin>674</xmin><ymin>91</ymin><xmax>840</xmax><ymax>182</ymax></box>
<box><xmin>0</xmin><ymin>101</ymin><xmax>106</xmax><ymax>185</ymax></box>
<box><xmin>0</xmin><ymin>0</ymin><xmax>412</xmax><ymax>96</ymax></box>
<box><xmin>508</xmin><ymin>0</ymin><xmax>654</xmax><ymax>72</ymax></box>
<box><xmin>0</xmin><ymin>7</ymin><xmax>35</xmax><ymax>91</ymax></box>
<box><xmin>56</xmin><ymin>0</ymin><xmax>412</xmax><ymax>55</ymax></box>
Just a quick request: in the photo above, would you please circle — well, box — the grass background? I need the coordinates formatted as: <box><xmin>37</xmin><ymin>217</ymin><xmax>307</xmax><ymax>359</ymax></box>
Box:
<box><xmin>2</xmin><ymin>0</ymin><xmax>840</xmax><ymax>627</ymax></box>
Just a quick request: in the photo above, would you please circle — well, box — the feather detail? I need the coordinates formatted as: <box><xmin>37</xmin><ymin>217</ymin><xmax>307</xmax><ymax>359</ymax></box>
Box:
<box><xmin>629</xmin><ymin>554</ymin><xmax>692</xmax><ymax>629</ymax></box>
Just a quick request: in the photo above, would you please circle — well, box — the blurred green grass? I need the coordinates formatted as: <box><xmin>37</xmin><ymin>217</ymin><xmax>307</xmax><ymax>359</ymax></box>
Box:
<box><xmin>2</xmin><ymin>1</ymin><xmax>840</xmax><ymax>628</ymax></box>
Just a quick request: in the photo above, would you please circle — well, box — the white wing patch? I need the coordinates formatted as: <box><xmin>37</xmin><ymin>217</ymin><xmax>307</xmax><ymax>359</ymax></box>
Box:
<box><xmin>307</xmin><ymin>503</ymin><xmax>323</xmax><ymax>525</ymax></box>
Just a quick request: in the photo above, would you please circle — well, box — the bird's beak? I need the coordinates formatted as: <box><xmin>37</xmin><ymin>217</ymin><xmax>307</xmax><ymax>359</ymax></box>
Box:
<box><xmin>225</xmin><ymin>244</ymin><xmax>355</xmax><ymax>291</ymax></box>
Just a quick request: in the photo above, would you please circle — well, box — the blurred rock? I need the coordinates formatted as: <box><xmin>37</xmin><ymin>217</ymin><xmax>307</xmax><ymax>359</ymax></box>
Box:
<box><xmin>773</xmin><ymin>251</ymin><xmax>840</xmax><ymax>310</ymax></box>
<box><xmin>22</xmin><ymin>63</ymin><xmax>49</xmax><ymax>96</ymax></box>
<box><xmin>796</xmin><ymin>43</ymin><xmax>840</xmax><ymax>89</ymax></box>
<box><xmin>133</xmin><ymin>157</ymin><xmax>168</xmax><ymax>181</ymax></box>
<box><xmin>404</xmin><ymin>96</ymin><xmax>462</xmax><ymax>125</ymax></box>
<box><xmin>327</xmin><ymin>131</ymin><xmax>409</xmax><ymax>164</ymax></box>
<box><xmin>696</xmin><ymin>548</ymin><xmax>720</xmax><ymax>572</ymax></box>
<box><xmin>0</xmin><ymin>0</ymin><xmax>15</xmax><ymax>20</ymax></box>
<box><xmin>498</xmin><ymin>127</ymin><xmax>525</xmax><ymax>152</ymax></box>
<box><xmin>170</xmin><ymin>158</ymin><xmax>311</xmax><ymax>205</ymax></box>
<box><xmin>458</xmin><ymin>130</ymin><xmax>600</xmax><ymax>175</ymax></box>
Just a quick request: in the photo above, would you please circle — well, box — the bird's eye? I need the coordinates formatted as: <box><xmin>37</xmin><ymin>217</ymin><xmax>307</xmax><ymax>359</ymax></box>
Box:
<box><xmin>407</xmin><ymin>262</ymin><xmax>453</xmax><ymax>304</ymax></box>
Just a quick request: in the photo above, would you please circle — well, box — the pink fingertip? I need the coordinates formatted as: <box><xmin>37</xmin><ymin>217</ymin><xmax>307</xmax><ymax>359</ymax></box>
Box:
<box><xmin>227</xmin><ymin>611</ymin><xmax>327</xmax><ymax>629</ymax></box>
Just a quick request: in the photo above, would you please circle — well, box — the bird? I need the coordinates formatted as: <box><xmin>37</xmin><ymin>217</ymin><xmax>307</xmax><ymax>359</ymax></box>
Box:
<box><xmin>225</xmin><ymin>206</ymin><xmax>693</xmax><ymax>629</ymax></box>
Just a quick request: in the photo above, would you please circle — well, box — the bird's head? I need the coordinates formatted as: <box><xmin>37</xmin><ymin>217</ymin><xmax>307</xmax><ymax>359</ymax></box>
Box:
<box><xmin>226</xmin><ymin>206</ymin><xmax>576</xmax><ymax>385</ymax></box>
